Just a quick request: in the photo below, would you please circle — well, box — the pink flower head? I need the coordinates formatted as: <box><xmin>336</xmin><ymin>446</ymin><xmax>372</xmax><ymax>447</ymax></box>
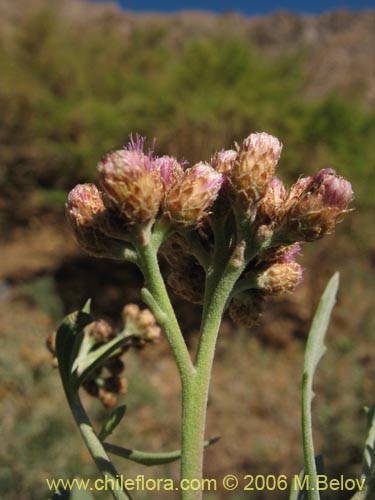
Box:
<box><xmin>284</xmin><ymin>169</ymin><xmax>353</xmax><ymax>241</ymax></box>
<box><xmin>98</xmin><ymin>135</ymin><xmax>164</xmax><ymax>224</ymax></box>
<box><xmin>155</xmin><ymin>155</ymin><xmax>184</xmax><ymax>187</ymax></box>
<box><xmin>280</xmin><ymin>243</ymin><xmax>302</xmax><ymax>263</ymax></box>
<box><xmin>164</xmin><ymin>162</ymin><xmax>223</xmax><ymax>227</ymax></box>
<box><xmin>230</xmin><ymin>132</ymin><xmax>283</xmax><ymax>203</ymax></box>
<box><xmin>310</xmin><ymin>168</ymin><xmax>353</xmax><ymax>210</ymax></box>
<box><xmin>211</xmin><ymin>149</ymin><xmax>238</xmax><ymax>173</ymax></box>
<box><xmin>65</xmin><ymin>183</ymin><xmax>105</xmax><ymax>227</ymax></box>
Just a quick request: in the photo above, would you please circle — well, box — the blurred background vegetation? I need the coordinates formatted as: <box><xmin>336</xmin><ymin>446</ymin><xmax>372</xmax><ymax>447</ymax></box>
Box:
<box><xmin>0</xmin><ymin>1</ymin><xmax>374</xmax><ymax>499</ymax></box>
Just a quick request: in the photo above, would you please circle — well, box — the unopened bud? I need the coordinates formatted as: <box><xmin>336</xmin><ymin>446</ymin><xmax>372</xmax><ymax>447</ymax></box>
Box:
<box><xmin>257</xmin><ymin>176</ymin><xmax>287</xmax><ymax>224</ymax></box>
<box><xmin>164</xmin><ymin>162</ymin><xmax>223</xmax><ymax>227</ymax></box>
<box><xmin>98</xmin><ymin>389</ymin><xmax>117</xmax><ymax>408</ymax></box>
<box><xmin>230</xmin><ymin>132</ymin><xmax>282</xmax><ymax>204</ymax></box>
<box><xmin>285</xmin><ymin>169</ymin><xmax>353</xmax><ymax>241</ymax></box>
<box><xmin>85</xmin><ymin>320</ymin><xmax>113</xmax><ymax>343</ymax></box>
<box><xmin>211</xmin><ymin>149</ymin><xmax>237</xmax><ymax>173</ymax></box>
<box><xmin>65</xmin><ymin>184</ymin><xmax>126</xmax><ymax>257</ymax></box>
<box><xmin>122</xmin><ymin>303</ymin><xmax>140</xmax><ymax>323</ymax></box>
<box><xmin>257</xmin><ymin>261</ymin><xmax>303</xmax><ymax>295</ymax></box>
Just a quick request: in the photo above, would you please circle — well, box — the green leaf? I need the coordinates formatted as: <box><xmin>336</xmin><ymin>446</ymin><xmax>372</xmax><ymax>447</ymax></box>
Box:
<box><xmin>363</xmin><ymin>401</ymin><xmax>375</xmax><ymax>477</ymax></box>
<box><xmin>350</xmin><ymin>402</ymin><xmax>375</xmax><ymax>500</ymax></box>
<box><xmin>104</xmin><ymin>437</ymin><xmax>220</xmax><ymax>466</ymax></box>
<box><xmin>301</xmin><ymin>272</ymin><xmax>339</xmax><ymax>500</ymax></box>
<box><xmin>74</xmin><ymin>332</ymin><xmax>135</xmax><ymax>389</ymax></box>
<box><xmin>98</xmin><ymin>405</ymin><xmax>127</xmax><ymax>441</ymax></box>
<box><xmin>55</xmin><ymin>310</ymin><xmax>93</xmax><ymax>396</ymax></box>
<box><xmin>70</xmin><ymin>484</ymin><xmax>95</xmax><ymax>500</ymax></box>
<box><xmin>82</xmin><ymin>299</ymin><xmax>92</xmax><ymax>315</ymax></box>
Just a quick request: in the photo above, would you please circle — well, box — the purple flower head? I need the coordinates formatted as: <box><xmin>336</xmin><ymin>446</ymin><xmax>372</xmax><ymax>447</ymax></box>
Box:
<box><xmin>164</xmin><ymin>162</ymin><xmax>224</xmax><ymax>227</ymax></box>
<box><xmin>310</xmin><ymin>169</ymin><xmax>353</xmax><ymax>210</ymax></box>
<box><xmin>242</xmin><ymin>132</ymin><xmax>283</xmax><ymax>163</ymax></box>
<box><xmin>211</xmin><ymin>149</ymin><xmax>237</xmax><ymax>173</ymax></box>
<box><xmin>230</xmin><ymin>132</ymin><xmax>283</xmax><ymax>203</ymax></box>
<box><xmin>97</xmin><ymin>138</ymin><xmax>164</xmax><ymax>224</ymax></box>
<box><xmin>66</xmin><ymin>183</ymin><xmax>105</xmax><ymax>226</ymax></box>
<box><xmin>280</xmin><ymin>243</ymin><xmax>302</xmax><ymax>263</ymax></box>
<box><xmin>155</xmin><ymin>155</ymin><xmax>184</xmax><ymax>187</ymax></box>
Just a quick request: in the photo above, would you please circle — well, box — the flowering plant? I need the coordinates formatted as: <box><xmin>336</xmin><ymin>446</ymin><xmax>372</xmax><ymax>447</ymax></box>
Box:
<box><xmin>49</xmin><ymin>132</ymin><xmax>374</xmax><ymax>500</ymax></box>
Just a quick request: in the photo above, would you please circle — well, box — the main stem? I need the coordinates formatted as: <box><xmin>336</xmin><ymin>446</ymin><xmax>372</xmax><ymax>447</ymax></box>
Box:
<box><xmin>180</xmin><ymin>262</ymin><xmax>245</xmax><ymax>500</ymax></box>
<box><xmin>137</xmin><ymin>236</ymin><xmax>245</xmax><ymax>500</ymax></box>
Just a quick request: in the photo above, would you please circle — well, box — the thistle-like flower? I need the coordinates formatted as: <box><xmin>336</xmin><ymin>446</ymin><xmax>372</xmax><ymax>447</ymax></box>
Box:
<box><xmin>257</xmin><ymin>176</ymin><xmax>287</xmax><ymax>225</ymax></box>
<box><xmin>284</xmin><ymin>168</ymin><xmax>353</xmax><ymax>241</ymax></box>
<box><xmin>98</xmin><ymin>136</ymin><xmax>163</xmax><ymax>225</ymax></box>
<box><xmin>230</xmin><ymin>132</ymin><xmax>283</xmax><ymax>204</ymax></box>
<box><xmin>164</xmin><ymin>162</ymin><xmax>223</xmax><ymax>227</ymax></box>
<box><xmin>155</xmin><ymin>155</ymin><xmax>184</xmax><ymax>188</ymax></box>
<box><xmin>211</xmin><ymin>149</ymin><xmax>237</xmax><ymax>174</ymax></box>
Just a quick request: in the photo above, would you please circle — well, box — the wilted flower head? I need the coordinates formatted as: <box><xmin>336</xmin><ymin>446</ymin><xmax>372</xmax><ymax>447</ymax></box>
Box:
<box><xmin>229</xmin><ymin>290</ymin><xmax>265</xmax><ymax>328</ymax></box>
<box><xmin>98</xmin><ymin>136</ymin><xmax>163</xmax><ymax>225</ymax></box>
<box><xmin>164</xmin><ymin>162</ymin><xmax>223</xmax><ymax>227</ymax></box>
<box><xmin>284</xmin><ymin>168</ymin><xmax>353</xmax><ymax>241</ymax></box>
<box><xmin>230</xmin><ymin>132</ymin><xmax>283</xmax><ymax>204</ymax></box>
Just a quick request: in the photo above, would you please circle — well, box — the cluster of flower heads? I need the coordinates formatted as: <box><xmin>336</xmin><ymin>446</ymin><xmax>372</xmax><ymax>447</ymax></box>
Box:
<box><xmin>66</xmin><ymin>132</ymin><xmax>353</xmax><ymax>327</ymax></box>
<box><xmin>47</xmin><ymin>304</ymin><xmax>160</xmax><ymax>407</ymax></box>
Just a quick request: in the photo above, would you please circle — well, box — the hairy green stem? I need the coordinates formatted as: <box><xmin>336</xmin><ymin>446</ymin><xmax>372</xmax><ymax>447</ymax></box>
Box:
<box><xmin>136</xmin><ymin>241</ymin><xmax>195</xmax><ymax>385</ymax></box>
<box><xmin>180</xmin><ymin>260</ymin><xmax>245</xmax><ymax>500</ymax></box>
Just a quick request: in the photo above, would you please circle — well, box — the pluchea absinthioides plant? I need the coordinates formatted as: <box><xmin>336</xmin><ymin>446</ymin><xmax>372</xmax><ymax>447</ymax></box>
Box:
<box><xmin>48</xmin><ymin>132</ymin><xmax>373</xmax><ymax>500</ymax></box>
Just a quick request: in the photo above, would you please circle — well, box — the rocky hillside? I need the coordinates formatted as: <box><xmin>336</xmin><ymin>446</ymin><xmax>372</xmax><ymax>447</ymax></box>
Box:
<box><xmin>1</xmin><ymin>0</ymin><xmax>374</xmax><ymax>106</ymax></box>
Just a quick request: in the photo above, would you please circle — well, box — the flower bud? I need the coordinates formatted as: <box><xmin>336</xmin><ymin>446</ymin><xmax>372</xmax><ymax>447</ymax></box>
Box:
<box><xmin>155</xmin><ymin>155</ymin><xmax>184</xmax><ymax>187</ymax></box>
<box><xmin>122</xmin><ymin>304</ymin><xmax>161</xmax><ymax>343</ymax></box>
<box><xmin>228</xmin><ymin>291</ymin><xmax>265</xmax><ymax>328</ymax></box>
<box><xmin>285</xmin><ymin>169</ymin><xmax>353</xmax><ymax>241</ymax></box>
<box><xmin>211</xmin><ymin>149</ymin><xmax>237</xmax><ymax>173</ymax></box>
<box><xmin>85</xmin><ymin>320</ymin><xmax>113</xmax><ymax>343</ymax></box>
<box><xmin>257</xmin><ymin>176</ymin><xmax>287</xmax><ymax>224</ymax></box>
<box><xmin>98</xmin><ymin>138</ymin><xmax>163</xmax><ymax>225</ymax></box>
<box><xmin>257</xmin><ymin>261</ymin><xmax>303</xmax><ymax>295</ymax></box>
<box><xmin>65</xmin><ymin>184</ymin><xmax>125</xmax><ymax>257</ymax></box>
<box><xmin>230</xmin><ymin>132</ymin><xmax>282</xmax><ymax>204</ymax></box>
<box><xmin>164</xmin><ymin>162</ymin><xmax>223</xmax><ymax>227</ymax></box>
<box><xmin>258</xmin><ymin>243</ymin><xmax>302</xmax><ymax>265</ymax></box>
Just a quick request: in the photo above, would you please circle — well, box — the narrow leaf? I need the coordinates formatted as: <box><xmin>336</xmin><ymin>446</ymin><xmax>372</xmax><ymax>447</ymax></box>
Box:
<box><xmin>55</xmin><ymin>310</ymin><xmax>92</xmax><ymax>394</ymax></box>
<box><xmin>302</xmin><ymin>272</ymin><xmax>339</xmax><ymax>500</ymax></box>
<box><xmin>98</xmin><ymin>405</ymin><xmax>127</xmax><ymax>441</ymax></box>
<box><xmin>74</xmin><ymin>333</ymin><xmax>135</xmax><ymax>389</ymax></box>
<box><xmin>104</xmin><ymin>437</ymin><xmax>220</xmax><ymax>466</ymax></box>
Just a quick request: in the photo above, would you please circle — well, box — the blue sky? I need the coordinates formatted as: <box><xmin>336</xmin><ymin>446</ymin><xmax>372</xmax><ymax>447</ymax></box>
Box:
<box><xmin>97</xmin><ymin>0</ymin><xmax>375</xmax><ymax>15</ymax></box>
